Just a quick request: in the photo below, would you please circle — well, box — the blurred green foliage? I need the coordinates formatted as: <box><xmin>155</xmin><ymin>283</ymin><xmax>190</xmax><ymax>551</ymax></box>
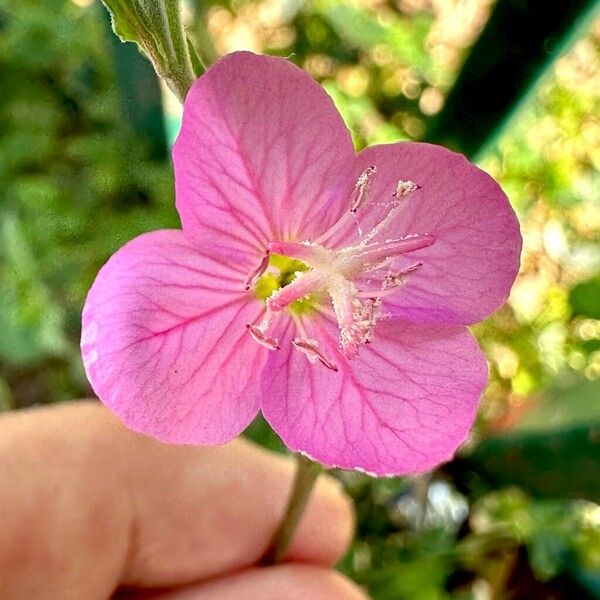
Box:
<box><xmin>1</xmin><ymin>0</ymin><xmax>599</xmax><ymax>598</ymax></box>
<box><xmin>0</xmin><ymin>0</ymin><xmax>178</xmax><ymax>406</ymax></box>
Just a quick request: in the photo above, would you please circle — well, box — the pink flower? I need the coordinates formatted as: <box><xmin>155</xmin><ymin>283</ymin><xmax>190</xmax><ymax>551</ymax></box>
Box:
<box><xmin>81</xmin><ymin>52</ymin><xmax>521</xmax><ymax>476</ymax></box>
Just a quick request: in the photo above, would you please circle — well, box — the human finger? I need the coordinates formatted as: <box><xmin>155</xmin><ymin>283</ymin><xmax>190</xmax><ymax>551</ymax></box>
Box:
<box><xmin>154</xmin><ymin>565</ymin><xmax>369</xmax><ymax>600</ymax></box>
<box><xmin>0</xmin><ymin>402</ymin><xmax>353</xmax><ymax>599</ymax></box>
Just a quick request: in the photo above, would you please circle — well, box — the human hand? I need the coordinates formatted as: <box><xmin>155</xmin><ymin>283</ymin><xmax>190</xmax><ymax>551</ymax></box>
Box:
<box><xmin>0</xmin><ymin>402</ymin><xmax>366</xmax><ymax>599</ymax></box>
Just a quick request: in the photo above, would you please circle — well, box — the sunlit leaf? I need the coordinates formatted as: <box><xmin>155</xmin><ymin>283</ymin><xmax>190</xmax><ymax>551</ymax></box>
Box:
<box><xmin>570</xmin><ymin>277</ymin><xmax>600</xmax><ymax>319</ymax></box>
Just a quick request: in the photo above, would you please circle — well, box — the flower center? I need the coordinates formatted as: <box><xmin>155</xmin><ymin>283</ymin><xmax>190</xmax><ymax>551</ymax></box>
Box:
<box><xmin>244</xmin><ymin>166</ymin><xmax>434</xmax><ymax>370</ymax></box>
<box><xmin>253</xmin><ymin>253</ymin><xmax>315</xmax><ymax>316</ymax></box>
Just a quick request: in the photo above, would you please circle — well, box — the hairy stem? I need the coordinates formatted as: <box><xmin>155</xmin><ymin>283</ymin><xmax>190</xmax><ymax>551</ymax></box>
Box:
<box><xmin>261</xmin><ymin>453</ymin><xmax>324</xmax><ymax>564</ymax></box>
<box><xmin>164</xmin><ymin>0</ymin><xmax>195</xmax><ymax>94</ymax></box>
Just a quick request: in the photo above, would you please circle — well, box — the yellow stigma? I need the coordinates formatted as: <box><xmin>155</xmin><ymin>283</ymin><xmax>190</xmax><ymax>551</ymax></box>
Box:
<box><xmin>254</xmin><ymin>253</ymin><xmax>316</xmax><ymax>315</ymax></box>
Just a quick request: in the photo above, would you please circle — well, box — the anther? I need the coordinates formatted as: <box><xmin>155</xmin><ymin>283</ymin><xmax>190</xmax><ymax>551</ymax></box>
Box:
<box><xmin>292</xmin><ymin>338</ymin><xmax>338</xmax><ymax>371</ymax></box>
<box><xmin>393</xmin><ymin>180</ymin><xmax>420</xmax><ymax>198</ymax></box>
<box><xmin>244</xmin><ymin>250</ymin><xmax>270</xmax><ymax>290</ymax></box>
<box><xmin>382</xmin><ymin>262</ymin><xmax>423</xmax><ymax>289</ymax></box>
<box><xmin>350</xmin><ymin>166</ymin><xmax>377</xmax><ymax>213</ymax></box>
<box><xmin>359</xmin><ymin>181</ymin><xmax>422</xmax><ymax>244</ymax></box>
<box><xmin>247</xmin><ymin>324</ymin><xmax>279</xmax><ymax>350</ymax></box>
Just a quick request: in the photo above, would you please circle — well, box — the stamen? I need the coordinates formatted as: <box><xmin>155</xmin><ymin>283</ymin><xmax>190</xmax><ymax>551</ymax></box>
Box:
<box><xmin>361</xmin><ymin>179</ymin><xmax>421</xmax><ymax>244</ymax></box>
<box><xmin>330</xmin><ymin>278</ymin><xmax>356</xmax><ymax>330</ymax></box>
<box><xmin>355</xmin><ymin>297</ymin><xmax>381</xmax><ymax>339</ymax></box>
<box><xmin>244</xmin><ymin>250</ymin><xmax>270</xmax><ymax>290</ymax></box>
<box><xmin>350</xmin><ymin>165</ymin><xmax>377</xmax><ymax>213</ymax></box>
<box><xmin>250</xmin><ymin>175</ymin><xmax>429</xmax><ymax>364</ymax></box>
<box><xmin>314</xmin><ymin>165</ymin><xmax>378</xmax><ymax>245</ymax></box>
<box><xmin>383</xmin><ymin>262</ymin><xmax>423</xmax><ymax>289</ymax></box>
<box><xmin>393</xmin><ymin>179</ymin><xmax>420</xmax><ymax>197</ymax></box>
<box><xmin>356</xmin><ymin>263</ymin><xmax>423</xmax><ymax>299</ymax></box>
<box><xmin>343</xmin><ymin>235</ymin><xmax>434</xmax><ymax>274</ymax></box>
<box><xmin>338</xmin><ymin>296</ymin><xmax>381</xmax><ymax>359</ymax></box>
<box><xmin>292</xmin><ymin>338</ymin><xmax>338</xmax><ymax>371</ymax></box>
<box><xmin>246</xmin><ymin>323</ymin><xmax>279</xmax><ymax>350</ymax></box>
<box><xmin>268</xmin><ymin>241</ymin><xmax>330</xmax><ymax>266</ymax></box>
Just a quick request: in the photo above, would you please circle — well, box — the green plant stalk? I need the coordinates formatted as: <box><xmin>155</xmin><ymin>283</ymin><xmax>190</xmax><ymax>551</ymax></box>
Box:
<box><xmin>102</xmin><ymin>0</ymin><xmax>200</xmax><ymax>101</ymax></box>
<box><xmin>162</xmin><ymin>0</ymin><xmax>196</xmax><ymax>98</ymax></box>
<box><xmin>142</xmin><ymin>0</ymin><xmax>195</xmax><ymax>101</ymax></box>
<box><xmin>261</xmin><ymin>453</ymin><xmax>324</xmax><ymax>564</ymax></box>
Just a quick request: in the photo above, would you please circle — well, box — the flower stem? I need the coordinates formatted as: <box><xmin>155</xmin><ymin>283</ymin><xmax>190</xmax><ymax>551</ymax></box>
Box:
<box><xmin>262</xmin><ymin>453</ymin><xmax>323</xmax><ymax>564</ymax></box>
<box><xmin>162</xmin><ymin>0</ymin><xmax>196</xmax><ymax>99</ymax></box>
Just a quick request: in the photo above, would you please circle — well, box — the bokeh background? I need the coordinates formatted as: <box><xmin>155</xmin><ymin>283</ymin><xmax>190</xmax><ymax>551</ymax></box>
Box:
<box><xmin>1</xmin><ymin>0</ymin><xmax>599</xmax><ymax>597</ymax></box>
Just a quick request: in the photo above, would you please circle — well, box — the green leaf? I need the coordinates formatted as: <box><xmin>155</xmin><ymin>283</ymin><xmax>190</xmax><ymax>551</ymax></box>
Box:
<box><xmin>468</xmin><ymin>426</ymin><xmax>600</xmax><ymax>503</ymax></box>
<box><xmin>456</xmin><ymin>378</ymin><xmax>600</xmax><ymax>503</ymax></box>
<box><xmin>101</xmin><ymin>0</ymin><xmax>142</xmax><ymax>44</ymax></box>
<box><xmin>518</xmin><ymin>380</ymin><xmax>600</xmax><ymax>431</ymax></box>
<box><xmin>569</xmin><ymin>276</ymin><xmax>600</xmax><ymax>319</ymax></box>
<box><xmin>186</xmin><ymin>35</ymin><xmax>205</xmax><ymax>77</ymax></box>
<box><xmin>529</xmin><ymin>529</ymin><xmax>570</xmax><ymax>580</ymax></box>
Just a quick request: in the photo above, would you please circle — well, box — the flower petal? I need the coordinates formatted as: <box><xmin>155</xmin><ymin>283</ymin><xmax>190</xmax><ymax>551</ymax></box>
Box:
<box><xmin>261</xmin><ymin>314</ymin><xmax>487</xmax><ymax>475</ymax></box>
<box><xmin>173</xmin><ymin>51</ymin><xmax>355</xmax><ymax>266</ymax></box>
<box><xmin>81</xmin><ymin>230</ymin><xmax>266</xmax><ymax>444</ymax></box>
<box><xmin>340</xmin><ymin>142</ymin><xmax>522</xmax><ymax>325</ymax></box>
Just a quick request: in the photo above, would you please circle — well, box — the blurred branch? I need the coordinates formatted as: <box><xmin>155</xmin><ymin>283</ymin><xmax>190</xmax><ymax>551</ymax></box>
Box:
<box><xmin>427</xmin><ymin>0</ymin><xmax>600</xmax><ymax>158</ymax></box>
